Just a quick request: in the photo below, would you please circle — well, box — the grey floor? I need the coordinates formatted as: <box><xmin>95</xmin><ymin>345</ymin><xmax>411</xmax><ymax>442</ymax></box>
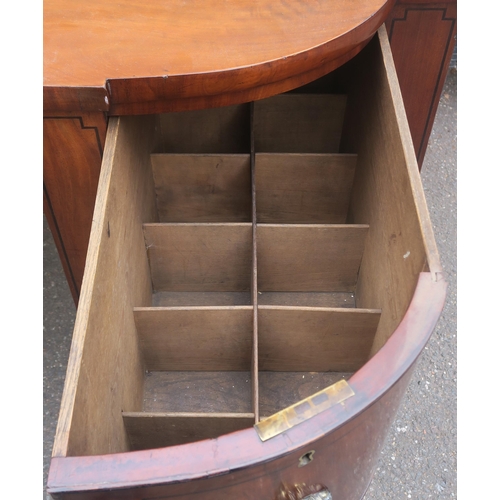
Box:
<box><xmin>43</xmin><ymin>68</ymin><xmax>457</xmax><ymax>499</ymax></box>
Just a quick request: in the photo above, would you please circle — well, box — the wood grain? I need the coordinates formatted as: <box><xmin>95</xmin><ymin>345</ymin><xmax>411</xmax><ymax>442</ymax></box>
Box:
<box><xmin>386</xmin><ymin>2</ymin><xmax>457</xmax><ymax>166</ymax></box>
<box><xmin>250</xmin><ymin>103</ymin><xmax>260</xmax><ymax>422</ymax></box>
<box><xmin>143</xmin><ymin>223</ymin><xmax>252</xmax><ymax>292</ymax></box>
<box><xmin>258</xmin><ymin>306</ymin><xmax>380</xmax><ymax>372</ymax></box>
<box><xmin>134</xmin><ymin>307</ymin><xmax>253</xmax><ymax>371</ymax></box>
<box><xmin>152</xmin><ymin>291</ymin><xmax>252</xmax><ymax>307</ymax></box>
<box><xmin>259</xmin><ymin>372</ymin><xmax>351</xmax><ymax>418</ymax></box>
<box><xmin>51</xmin><ymin>115</ymin><xmax>158</xmax><ymax>458</ymax></box>
<box><xmin>151</xmin><ymin>154</ymin><xmax>251</xmax><ymax>222</ymax></box>
<box><xmin>47</xmin><ymin>30</ymin><xmax>448</xmax><ymax>499</ymax></box>
<box><xmin>43</xmin><ymin>113</ymin><xmax>107</xmax><ymax>302</ymax></box>
<box><xmin>44</xmin><ymin>0</ymin><xmax>394</xmax><ymax>113</ymax></box>
<box><xmin>156</xmin><ymin>105</ymin><xmax>250</xmax><ymax>154</ymax></box>
<box><xmin>255</xmin><ymin>153</ymin><xmax>357</xmax><ymax>223</ymax></box>
<box><xmin>123</xmin><ymin>413</ymin><xmax>255</xmax><ymax>450</ymax></box>
<box><xmin>47</xmin><ymin>273</ymin><xmax>446</xmax><ymax>500</ymax></box>
<box><xmin>254</xmin><ymin>95</ymin><xmax>347</xmax><ymax>153</ymax></box>
<box><xmin>258</xmin><ymin>292</ymin><xmax>355</xmax><ymax>308</ymax></box>
<box><xmin>143</xmin><ymin>371</ymin><xmax>253</xmax><ymax>413</ymax></box>
<box><xmin>257</xmin><ymin>224</ymin><xmax>369</xmax><ymax>292</ymax></box>
<box><xmin>340</xmin><ymin>27</ymin><xmax>443</xmax><ymax>355</ymax></box>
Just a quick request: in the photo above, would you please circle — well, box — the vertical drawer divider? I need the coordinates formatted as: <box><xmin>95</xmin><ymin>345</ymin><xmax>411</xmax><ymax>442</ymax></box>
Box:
<box><xmin>250</xmin><ymin>102</ymin><xmax>260</xmax><ymax>423</ymax></box>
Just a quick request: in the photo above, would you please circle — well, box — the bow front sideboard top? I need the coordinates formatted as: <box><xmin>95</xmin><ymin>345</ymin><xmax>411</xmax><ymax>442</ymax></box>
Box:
<box><xmin>43</xmin><ymin>0</ymin><xmax>456</xmax><ymax>303</ymax></box>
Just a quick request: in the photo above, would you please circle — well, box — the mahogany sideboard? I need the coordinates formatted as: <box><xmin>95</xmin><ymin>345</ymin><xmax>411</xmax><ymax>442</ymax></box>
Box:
<box><xmin>44</xmin><ymin>2</ymin><xmax>450</xmax><ymax>499</ymax></box>
<box><xmin>43</xmin><ymin>0</ymin><xmax>456</xmax><ymax>304</ymax></box>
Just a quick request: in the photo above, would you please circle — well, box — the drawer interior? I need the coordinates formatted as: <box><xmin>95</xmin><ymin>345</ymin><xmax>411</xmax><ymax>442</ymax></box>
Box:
<box><xmin>55</xmin><ymin>36</ymin><xmax>434</xmax><ymax>458</ymax></box>
<box><xmin>121</xmin><ymin>92</ymin><xmax>382</xmax><ymax>451</ymax></box>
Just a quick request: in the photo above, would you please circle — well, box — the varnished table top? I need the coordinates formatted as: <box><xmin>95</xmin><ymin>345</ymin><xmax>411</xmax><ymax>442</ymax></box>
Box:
<box><xmin>44</xmin><ymin>0</ymin><xmax>394</xmax><ymax>114</ymax></box>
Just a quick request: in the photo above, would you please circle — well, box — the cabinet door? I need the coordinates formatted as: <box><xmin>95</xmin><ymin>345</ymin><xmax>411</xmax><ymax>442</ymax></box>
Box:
<box><xmin>43</xmin><ymin>112</ymin><xmax>107</xmax><ymax>302</ymax></box>
<box><xmin>385</xmin><ymin>1</ymin><xmax>456</xmax><ymax>167</ymax></box>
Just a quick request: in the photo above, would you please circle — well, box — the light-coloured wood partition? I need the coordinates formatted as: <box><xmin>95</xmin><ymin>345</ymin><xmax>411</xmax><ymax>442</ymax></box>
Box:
<box><xmin>253</xmin><ymin>94</ymin><xmax>347</xmax><ymax>153</ymax></box>
<box><xmin>257</xmin><ymin>224</ymin><xmax>369</xmax><ymax>292</ymax></box>
<box><xmin>340</xmin><ymin>31</ymin><xmax>442</xmax><ymax>355</ymax></box>
<box><xmin>151</xmin><ymin>154</ymin><xmax>251</xmax><ymax>222</ymax></box>
<box><xmin>258</xmin><ymin>306</ymin><xmax>381</xmax><ymax>372</ymax></box>
<box><xmin>52</xmin><ymin>115</ymin><xmax>158</xmax><ymax>457</ymax></box>
<box><xmin>134</xmin><ymin>306</ymin><xmax>253</xmax><ymax>371</ymax></box>
<box><xmin>143</xmin><ymin>223</ymin><xmax>252</xmax><ymax>292</ymax></box>
<box><xmin>255</xmin><ymin>153</ymin><xmax>357</xmax><ymax>223</ymax></box>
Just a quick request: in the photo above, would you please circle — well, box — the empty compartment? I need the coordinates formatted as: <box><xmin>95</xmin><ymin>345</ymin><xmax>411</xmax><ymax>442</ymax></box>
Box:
<box><xmin>156</xmin><ymin>104</ymin><xmax>251</xmax><ymax>154</ymax></box>
<box><xmin>253</xmin><ymin>94</ymin><xmax>347</xmax><ymax>153</ymax></box>
<box><xmin>124</xmin><ymin>306</ymin><xmax>255</xmax><ymax>450</ymax></box>
<box><xmin>257</xmin><ymin>305</ymin><xmax>380</xmax><ymax>417</ymax></box>
<box><xmin>257</xmin><ymin>224</ymin><xmax>369</xmax><ymax>297</ymax></box>
<box><xmin>134</xmin><ymin>307</ymin><xmax>253</xmax><ymax>371</ymax></box>
<box><xmin>258</xmin><ymin>371</ymin><xmax>351</xmax><ymax>418</ymax></box>
<box><xmin>255</xmin><ymin>153</ymin><xmax>357</xmax><ymax>223</ymax></box>
<box><xmin>122</xmin><ymin>412</ymin><xmax>255</xmax><ymax>450</ymax></box>
<box><xmin>143</xmin><ymin>223</ymin><xmax>253</xmax><ymax>306</ymax></box>
<box><xmin>151</xmin><ymin>154</ymin><xmax>251</xmax><ymax>222</ymax></box>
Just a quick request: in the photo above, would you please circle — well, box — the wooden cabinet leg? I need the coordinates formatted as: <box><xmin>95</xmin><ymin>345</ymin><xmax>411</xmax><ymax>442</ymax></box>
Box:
<box><xmin>43</xmin><ymin>113</ymin><xmax>107</xmax><ymax>304</ymax></box>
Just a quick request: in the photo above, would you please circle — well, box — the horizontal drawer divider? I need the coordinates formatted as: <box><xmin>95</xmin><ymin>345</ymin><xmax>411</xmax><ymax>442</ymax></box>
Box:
<box><xmin>258</xmin><ymin>306</ymin><xmax>381</xmax><ymax>372</ymax></box>
<box><xmin>257</xmin><ymin>224</ymin><xmax>369</xmax><ymax>292</ymax></box>
<box><xmin>123</xmin><ymin>412</ymin><xmax>255</xmax><ymax>450</ymax></box>
<box><xmin>257</xmin><ymin>291</ymin><xmax>355</xmax><ymax>308</ymax></box>
<box><xmin>143</xmin><ymin>223</ymin><xmax>252</xmax><ymax>292</ymax></box>
<box><xmin>152</xmin><ymin>291</ymin><xmax>252</xmax><ymax>307</ymax></box>
<box><xmin>255</xmin><ymin>153</ymin><xmax>357</xmax><ymax>224</ymax></box>
<box><xmin>134</xmin><ymin>306</ymin><xmax>253</xmax><ymax>371</ymax></box>
<box><xmin>123</xmin><ymin>412</ymin><xmax>255</xmax><ymax>417</ymax></box>
<box><xmin>253</xmin><ymin>94</ymin><xmax>347</xmax><ymax>153</ymax></box>
<box><xmin>151</xmin><ymin>154</ymin><xmax>252</xmax><ymax>223</ymax></box>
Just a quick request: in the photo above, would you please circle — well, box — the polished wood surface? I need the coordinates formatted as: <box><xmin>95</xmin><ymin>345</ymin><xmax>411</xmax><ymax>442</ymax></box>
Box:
<box><xmin>43</xmin><ymin>0</ymin><xmax>456</xmax><ymax>303</ymax></box>
<box><xmin>43</xmin><ymin>112</ymin><xmax>107</xmax><ymax>302</ymax></box>
<box><xmin>44</xmin><ymin>0</ymin><xmax>394</xmax><ymax>113</ymax></box>
<box><xmin>386</xmin><ymin>0</ymin><xmax>457</xmax><ymax>167</ymax></box>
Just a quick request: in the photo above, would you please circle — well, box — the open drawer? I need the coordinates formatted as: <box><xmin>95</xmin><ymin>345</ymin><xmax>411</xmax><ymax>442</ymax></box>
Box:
<box><xmin>47</xmin><ymin>27</ymin><xmax>446</xmax><ymax>500</ymax></box>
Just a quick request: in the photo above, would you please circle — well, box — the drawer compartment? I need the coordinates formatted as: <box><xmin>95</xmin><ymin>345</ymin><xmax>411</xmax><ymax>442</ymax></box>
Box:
<box><xmin>48</xmin><ymin>28</ymin><xmax>445</xmax><ymax>500</ymax></box>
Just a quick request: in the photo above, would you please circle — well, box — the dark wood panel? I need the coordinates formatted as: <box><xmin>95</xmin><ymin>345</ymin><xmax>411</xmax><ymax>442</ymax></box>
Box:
<box><xmin>386</xmin><ymin>2</ymin><xmax>457</xmax><ymax>166</ymax></box>
<box><xmin>44</xmin><ymin>0</ymin><xmax>394</xmax><ymax>113</ymax></box>
<box><xmin>43</xmin><ymin>113</ymin><xmax>107</xmax><ymax>303</ymax></box>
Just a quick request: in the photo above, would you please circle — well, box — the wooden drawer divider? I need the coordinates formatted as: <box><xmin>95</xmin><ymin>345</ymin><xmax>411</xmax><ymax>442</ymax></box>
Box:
<box><xmin>122</xmin><ymin>92</ymin><xmax>384</xmax><ymax>449</ymax></box>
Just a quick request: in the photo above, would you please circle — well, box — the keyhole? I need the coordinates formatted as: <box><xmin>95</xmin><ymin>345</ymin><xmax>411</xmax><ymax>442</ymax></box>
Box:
<box><xmin>298</xmin><ymin>450</ymin><xmax>315</xmax><ymax>467</ymax></box>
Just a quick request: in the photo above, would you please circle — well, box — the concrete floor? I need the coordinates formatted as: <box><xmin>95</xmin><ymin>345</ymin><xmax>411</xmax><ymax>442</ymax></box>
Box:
<box><xmin>43</xmin><ymin>68</ymin><xmax>457</xmax><ymax>499</ymax></box>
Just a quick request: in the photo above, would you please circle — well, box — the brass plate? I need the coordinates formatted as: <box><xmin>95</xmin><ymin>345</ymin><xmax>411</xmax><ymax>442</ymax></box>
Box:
<box><xmin>255</xmin><ymin>379</ymin><xmax>355</xmax><ymax>441</ymax></box>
